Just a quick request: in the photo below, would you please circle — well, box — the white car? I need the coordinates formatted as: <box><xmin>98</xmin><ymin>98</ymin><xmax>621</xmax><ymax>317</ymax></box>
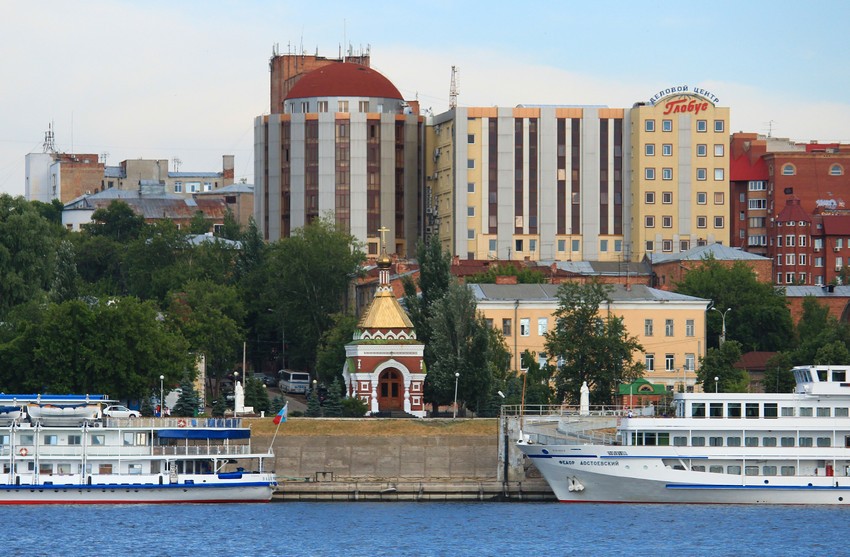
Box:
<box><xmin>102</xmin><ymin>405</ymin><xmax>140</xmax><ymax>418</ymax></box>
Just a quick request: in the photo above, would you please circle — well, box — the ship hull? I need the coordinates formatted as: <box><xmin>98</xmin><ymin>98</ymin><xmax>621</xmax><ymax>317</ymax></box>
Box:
<box><xmin>0</xmin><ymin>481</ymin><xmax>274</xmax><ymax>504</ymax></box>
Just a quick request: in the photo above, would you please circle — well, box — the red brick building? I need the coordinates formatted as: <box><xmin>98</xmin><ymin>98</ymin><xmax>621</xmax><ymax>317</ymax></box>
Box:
<box><xmin>785</xmin><ymin>285</ymin><xmax>850</xmax><ymax>324</ymax></box>
<box><xmin>647</xmin><ymin>243</ymin><xmax>773</xmax><ymax>290</ymax></box>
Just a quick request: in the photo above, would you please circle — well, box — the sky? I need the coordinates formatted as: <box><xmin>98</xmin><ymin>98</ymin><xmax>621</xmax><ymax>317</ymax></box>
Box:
<box><xmin>3</xmin><ymin>0</ymin><xmax>850</xmax><ymax>197</ymax></box>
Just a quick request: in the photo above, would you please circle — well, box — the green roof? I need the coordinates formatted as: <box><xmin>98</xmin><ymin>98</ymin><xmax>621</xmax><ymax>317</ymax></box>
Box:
<box><xmin>618</xmin><ymin>378</ymin><xmax>667</xmax><ymax>395</ymax></box>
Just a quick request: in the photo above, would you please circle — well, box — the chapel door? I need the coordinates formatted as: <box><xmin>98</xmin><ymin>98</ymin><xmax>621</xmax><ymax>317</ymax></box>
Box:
<box><xmin>378</xmin><ymin>369</ymin><xmax>403</xmax><ymax>411</ymax></box>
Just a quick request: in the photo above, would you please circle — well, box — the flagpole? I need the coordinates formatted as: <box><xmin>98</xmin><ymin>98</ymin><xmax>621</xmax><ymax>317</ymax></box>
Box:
<box><xmin>268</xmin><ymin>403</ymin><xmax>287</xmax><ymax>453</ymax></box>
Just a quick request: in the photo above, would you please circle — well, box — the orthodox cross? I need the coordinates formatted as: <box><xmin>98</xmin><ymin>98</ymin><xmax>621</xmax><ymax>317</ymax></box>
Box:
<box><xmin>378</xmin><ymin>226</ymin><xmax>389</xmax><ymax>251</ymax></box>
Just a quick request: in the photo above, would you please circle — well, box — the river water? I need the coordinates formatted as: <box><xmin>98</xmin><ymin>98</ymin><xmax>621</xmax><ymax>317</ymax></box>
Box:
<box><xmin>3</xmin><ymin>501</ymin><xmax>845</xmax><ymax>556</ymax></box>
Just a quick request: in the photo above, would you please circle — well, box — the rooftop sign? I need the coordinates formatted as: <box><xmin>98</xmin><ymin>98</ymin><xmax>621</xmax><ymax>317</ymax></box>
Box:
<box><xmin>648</xmin><ymin>85</ymin><xmax>719</xmax><ymax>106</ymax></box>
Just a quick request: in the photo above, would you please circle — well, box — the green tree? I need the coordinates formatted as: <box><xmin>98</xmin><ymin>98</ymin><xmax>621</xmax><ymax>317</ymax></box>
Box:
<box><xmin>675</xmin><ymin>257</ymin><xmax>793</xmax><ymax>351</ymax></box>
<box><xmin>341</xmin><ymin>396</ymin><xmax>368</xmax><ymax>417</ymax></box>
<box><xmin>305</xmin><ymin>387</ymin><xmax>322</xmax><ymax>417</ymax></box>
<box><xmin>264</xmin><ymin>217</ymin><xmax>364</xmax><ymax>371</ymax></box>
<box><xmin>172</xmin><ymin>375</ymin><xmax>202</xmax><ymax>417</ymax></box>
<box><xmin>544</xmin><ymin>281</ymin><xmax>644</xmax><ymax>405</ymax></box>
<box><xmin>323</xmin><ymin>379</ymin><xmax>344</xmax><ymax>417</ymax></box>
<box><xmin>84</xmin><ymin>201</ymin><xmax>146</xmax><ymax>242</ymax></box>
<box><xmin>244</xmin><ymin>377</ymin><xmax>271</xmax><ymax>414</ymax></box>
<box><xmin>814</xmin><ymin>340</ymin><xmax>850</xmax><ymax>365</ymax></box>
<box><xmin>315</xmin><ymin>313</ymin><xmax>358</xmax><ymax>385</ymax></box>
<box><xmin>792</xmin><ymin>296</ymin><xmax>849</xmax><ymax>364</ymax></box>
<box><xmin>49</xmin><ymin>239</ymin><xmax>80</xmax><ymax>303</ymax></box>
<box><xmin>188</xmin><ymin>211</ymin><xmax>210</xmax><ymax>235</ymax></box>
<box><xmin>465</xmin><ymin>263</ymin><xmax>546</xmax><ymax>284</ymax></box>
<box><xmin>697</xmin><ymin>340</ymin><xmax>748</xmax><ymax>393</ymax></box>
<box><xmin>402</xmin><ymin>239</ymin><xmax>451</xmax><ymax>369</ymax></box>
<box><xmin>71</xmin><ymin>234</ymin><xmax>125</xmax><ymax>296</ymax></box>
<box><xmin>124</xmin><ymin>220</ymin><xmax>190</xmax><ymax>302</ymax></box>
<box><xmin>427</xmin><ymin>281</ymin><xmax>494</xmax><ymax>413</ymax></box>
<box><xmin>762</xmin><ymin>352</ymin><xmax>795</xmax><ymax>393</ymax></box>
<box><xmin>218</xmin><ymin>208</ymin><xmax>242</xmax><ymax>240</ymax></box>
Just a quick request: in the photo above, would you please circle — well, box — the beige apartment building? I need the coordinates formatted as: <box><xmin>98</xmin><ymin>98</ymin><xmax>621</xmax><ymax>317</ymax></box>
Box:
<box><xmin>470</xmin><ymin>283</ymin><xmax>709</xmax><ymax>393</ymax></box>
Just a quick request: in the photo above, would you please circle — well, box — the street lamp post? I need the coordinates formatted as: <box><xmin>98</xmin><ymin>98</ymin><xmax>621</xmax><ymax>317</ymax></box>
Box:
<box><xmin>715</xmin><ymin>376</ymin><xmax>719</xmax><ymax>394</ymax></box>
<box><xmin>159</xmin><ymin>375</ymin><xmax>164</xmax><ymax>418</ymax></box>
<box><xmin>711</xmin><ymin>306</ymin><xmax>732</xmax><ymax>346</ymax></box>
<box><xmin>453</xmin><ymin>373</ymin><xmax>460</xmax><ymax>419</ymax></box>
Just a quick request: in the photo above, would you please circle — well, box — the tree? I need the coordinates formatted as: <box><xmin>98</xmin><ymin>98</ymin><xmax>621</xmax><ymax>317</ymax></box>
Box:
<box><xmin>792</xmin><ymin>296</ymin><xmax>850</xmax><ymax>364</ymax></box>
<box><xmin>84</xmin><ymin>201</ymin><xmax>146</xmax><ymax>242</ymax></box>
<box><xmin>124</xmin><ymin>220</ymin><xmax>190</xmax><ymax>302</ymax></box>
<box><xmin>675</xmin><ymin>258</ymin><xmax>793</xmax><ymax>351</ymax></box>
<box><xmin>814</xmin><ymin>340</ymin><xmax>850</xmax><ymax>365</ymax></box>
<box><xmin>762</xmin><ymin>352</ymin><xmax>795</xmax><ymax>393</ymax></box>
<box><xmin>697</xmin><ymin>340</ymin><xmax>748</xmax><ymax>393</ymax></box>
<box><xmin>244</xmin><ymin>377</ymin><xmax>271</xmax><ymax>414</ymax></box>
<box><xmin>172</xmin><ymin>376</ymin><xmax>202</xmax><ymax>417</ymax></box>
<box><xmin>305</xmin><ymin>387</ymin><xmax>322</xmax><ymax>417</ymax></box>
<box><xmin>427</xmin><ymin>281</ymin><xmax>495</xmax><ymax>413</ymax></box>
<box><xmin>218</xmin><ymin>208</ymin><xmax>242</xmax><ymax>240</ymax></box>
<box><xmin>544</xmin><ymin>281</ymin><xmax>644</xmax><ymax>405</ymax></box>
<box><xmin>465</xmin><ymin>263</ymin><xmax>546</xmax><ymax>284</ymax></box>
<box><xmin>49</xmin><ymin>239</ymin><xmax>80</xmax><ymax>303</ymax></box>
<box><xmin>315</xmin><ymin>313</ymin><xmax>358</xmax><ymax>385</ymax></box>
<box><xmin>402</xmin><ymin>239</ymin><xmax>451</xmax><ymax>367</ymax></box>
<box><xmin>263</xmin><ymin>217</ymin><xmax>364</xmax><ymax>371</ymax></box>
<box><xmin>323</xmin><ymin>379</ymin><xmax>344</xmax><ymax>417</ymax></box>
<box><xmin>189</xmin><ymin>211</ymin><xmax>210</xmax><ymax>235</ymax></box>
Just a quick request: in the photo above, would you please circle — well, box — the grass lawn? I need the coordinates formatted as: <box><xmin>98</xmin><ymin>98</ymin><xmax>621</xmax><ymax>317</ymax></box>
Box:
<box><xmin>247</xmin><ymin>417</ymin><xmax>498</xmax><ymax>437</ymax></box>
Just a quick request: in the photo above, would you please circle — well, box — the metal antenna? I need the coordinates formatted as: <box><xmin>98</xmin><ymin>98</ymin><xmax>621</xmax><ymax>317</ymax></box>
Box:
<box><xmin>42</xmin><ymin>122</ymin><xmax>56</xmax><ymax>153</ymax></box>
<box><xmin>449</xmin><ymin>66</ymin><xmax>459</xmax><ymax>109</ymax></box>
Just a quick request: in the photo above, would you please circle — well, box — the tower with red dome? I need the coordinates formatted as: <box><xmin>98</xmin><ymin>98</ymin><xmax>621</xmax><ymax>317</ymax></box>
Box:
<box><xmin>255</xmin><ymin>51</ymin><xmax>423</xmax><ymax>258</ymax></box>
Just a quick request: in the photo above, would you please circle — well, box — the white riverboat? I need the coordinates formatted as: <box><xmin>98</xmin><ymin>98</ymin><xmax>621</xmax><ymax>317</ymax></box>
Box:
<box><xmin>516</xmin><ymin>365</ymin><xmax>850</xmax><ymax>505</ymax></box>
<box><xmin>0</xmin><ymin>394</ymin><xmax>276</xmax><ymax>504</ymax></box>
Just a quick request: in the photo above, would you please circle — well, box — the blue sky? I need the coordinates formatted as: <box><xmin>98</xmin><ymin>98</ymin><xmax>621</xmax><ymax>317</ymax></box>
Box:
<box><xmin>2</xmin><ymin>0</ymin><xmax>850</xmax><ymax>196</ymax></box>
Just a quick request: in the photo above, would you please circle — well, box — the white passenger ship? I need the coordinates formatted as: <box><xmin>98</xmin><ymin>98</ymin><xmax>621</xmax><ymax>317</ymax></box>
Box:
<box><xmin>0</xmin><ymin>394</ymin><xmax>276</xmax><ymax>504</ymax></box>
<box><xmin>517</xmin><ymin>365</ymin><xmax>850</xmax><ymax>504</ymax></box>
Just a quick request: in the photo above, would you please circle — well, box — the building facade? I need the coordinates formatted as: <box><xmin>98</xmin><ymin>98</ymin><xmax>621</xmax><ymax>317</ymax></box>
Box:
<box><xmin>470</xmin><ymin>283</ymin><xmax>709</xmax><ymax>393</ymax></box>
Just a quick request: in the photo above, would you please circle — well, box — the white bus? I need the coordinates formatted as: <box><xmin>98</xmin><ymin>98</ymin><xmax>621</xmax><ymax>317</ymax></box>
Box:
<box><xmin>278</xmin><ymin>370</ymin><xmax>310</xmax><ymax>394</ymax></box>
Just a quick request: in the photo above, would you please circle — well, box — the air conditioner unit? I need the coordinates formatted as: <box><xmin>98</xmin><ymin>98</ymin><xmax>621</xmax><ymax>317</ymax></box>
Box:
<box><xmin>425</xmin><ymin>207</ymin><xmax>433</xmax><ymax>214</ymax></box>
<box><xmin>815</xmin><ymin>247</ymin><xmax>822</xmax><ymax>252</ymax></box>
<box><xmin>836</xmin><ymin>266</ymin><xmax>843</xmax><ymax>272</ymax></box>
<box><xmin>425</xmin><ymin>226</ymin><xmax>434</xmax><ymax>234</ymax></box>
<box><xmin>835</xmin><ymin>247</ymin><xmax>842</xmax><ymax>252</ymax></box>
<box><xmin>432</xmin><ymin>173</ymin><xmax>438</xmax><ymax>180</ymax></box>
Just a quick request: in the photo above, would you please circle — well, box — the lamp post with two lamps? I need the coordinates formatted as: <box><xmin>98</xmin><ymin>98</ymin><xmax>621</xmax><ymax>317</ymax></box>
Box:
<box><xmin>711</xmin><ymin>306</ymin><xmax>732</xmax><ymax>346</ymax></box>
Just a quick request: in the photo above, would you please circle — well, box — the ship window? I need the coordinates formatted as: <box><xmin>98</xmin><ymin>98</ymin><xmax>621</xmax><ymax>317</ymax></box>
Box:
<box><xmin>745</xmin><ymin>403</ymin><xmax>759</xmax><ymax>418</ymax></box>
<box><xmin>99</xmin><ymin>464</ymin><xmax>113</xmax><ymax>474</ymax></box>
<box><xmin>836</xmin><ymin>408</ymin><xmax>849</xmax><ymax>417</ymax></box>
<box><xmin>44</xmin><ymin>435</ymin><xmax>58</xmax><ymax>445</ymax></box>
<box><xmin>763</xmin><ymin>437</ymin><xmax>777</xmax><ymax>447</ymax></box>
<box><xmin>709</xmin><ymin>403</ymin><xmax>723</xmax><ymax>418</ymax></box>
<box><xmin>657</xmin><ymin>433</ymin><xmax>670</xmax><ymax>446</ymax></box>
<box><xmin>764</xmin><ymin>403</ymin><xmax>778</xmax><ymax>418</ymax></box>
<box><xmin>68</xmin><ymin>435</ymin><xmax>81</xmax><ymax>445</ymax></box>
<box><xmin>781</xmin><ymin>407</ymin><xmax>794</xmax><ymax>417</ymax></box>
<box><xmin>817</xmin><ymin>369</ymin><xmax>828</xmax><ymax>381</ymax></box>
<box><xmin>762</xmin><ymin>466</ymin><xmax>777</xmax><ymax>476</ymax></box>
<box><xmin>57</xmin><ymin>463</ymin><xmax>71</xmax><ymax>475</ymax></box>
<box><xmin>123</xmin><ymin>433</ymin><xmax>134</xmax><ymax>446</ymax></box>
<box><xmin>0</xmin><ymin>435</ymin><xmax>8</xmax><ymax>445</ymax></box>
<box><xmin>798</xmin><ymin>437</ymin><xmax>813</xmax><ymax>447</ymax></box>
<box><xmin>709</xmin><ymin>465</ymin><xmax>723</xmax><ymax>473</ymax></box>
<box><xmin>745</xmin><ymin>437</ymin><xmax>759</xmax><ymax>447</ymax></box>
<box><xmin>673</xmin><ymin>436</ymin><xmax>687</xmax><ymax>446</ymax></box>
<box><xmin>800</xmin><ymin>407</ymin><xmax>813</xmax><ymax>417</ymax></box>
<box><xmin>129</xmin><ymin>464</ymin><xmax>143</xmax><ymax>475</ymax></box>
<box><xmin>727</xmin><ymin>403</ymin><xmax>741</xmax><ymax>418</ymax></box>
<box><xmin>644</xmin><ymin>432</ymin><xmax>657</xmax><ymax>446</ymax></box>
<box><xmin>20</xmin><ymin>434</ymin><xmax>33</xmax><ymax>445</ymax></box>
<box><xmin>692</xmin><ymin>436</ymin><xmax>705</xmax><ymax>446</ymax></box>
<box><xmin>727</xmin><ymin>465</ymin><xmax>741</xmax><ymax>475</ymax></box>
<box><xmin>817</xmin><ymin>407</ymin><xmax>831</xmax><ymax>417</ymax></box>
<box><xmin>833</xmin><ymin>370</ymin><xmax>847</xmax><ymax>382</ymax></box>
<box><xmin>691</xmin><ymin>403</ymin><xmax>705</xmax><ymax>418</ymax></box>
<box><xmin>692</xmin><ymin>465</ymin><xmax>705</xmax><ymax>472</ymax></box>
<box><xmin>709</xmin><ymin>436</ymin><xmax>723</xmax><ymax>447</ymax></box>
<box><xmin>745</xmin><ymin>466</ymin><xmax>759</xmax><ymax>476</ymax></box>
<box><xmin>91</xmin><ymin>434</ymin><xmax>105</xmax><ymax>445</ymax></box>
<box><xmin>727</xmin><ymin>437</ymin><xmax>741</xmax><ymax>447</ymax></box>
<box><xmin>40</xmin><ymin>463</ymin><xmax>53</xmax><ymax>475</ymax></box>
<box><xmin>781</xmin><ymin>466</ymin><xmax>796</xmax><ymax>476</ymax></box>
<box><xmin>781</xmin><ymin>437</ymin><xmax>795</xmax><ymax>447</ymax></box>
<box><xmin>817</xmin><ymin>437</ymin><xmax>831</xmax><ymax>447</ymax></box>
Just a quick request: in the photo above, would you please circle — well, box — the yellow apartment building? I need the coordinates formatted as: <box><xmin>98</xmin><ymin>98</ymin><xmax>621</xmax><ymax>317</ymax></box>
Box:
<box><xmin>470</xmin><ymin>283</ymin><xmax>709</xmax><ymax>393</ymax></box>
<box><xmin>630</xmin><ymin>88</ymin><xmax>730</xmax><ymax>261</ymax></box>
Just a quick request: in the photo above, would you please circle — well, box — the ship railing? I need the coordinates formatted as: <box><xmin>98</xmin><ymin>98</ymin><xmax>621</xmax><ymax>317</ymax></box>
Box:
<box><xmin>502</xmin><ymin>405</ymin><xmax>629</xmax><ymax>446</ymax></box>
<box><xmin>153</xmin><ymin>445</ymin><xmax>253</xmax><ymax>456</ymax></box>
<box><xmin>103</xmin><ymin>417</ymin><xmax>245</xmax><ymax>429</ymax></box>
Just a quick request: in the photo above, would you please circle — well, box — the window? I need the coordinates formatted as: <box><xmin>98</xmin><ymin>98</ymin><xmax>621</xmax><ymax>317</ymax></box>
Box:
<box><xmin>467</xmin><ymin>159</ymin><xmax>475</xmax><ymax>169</ymax></box>
<box><xmin>728</xmin><ymin>437</ymin><xmax>742</xmax><ymax>447</ymax></box>
<box><xmin>645</xmin><ymin>319</ymin><xmax>654</xmax><ymax>336</ymax></box>
<box><xmin>799</xmin><ymin>235</ymin><xmax>807</xmax><ymax>247</ymax></box>
<box><xmin>697</xmin><ymin>144</ymin><xmax>707</xmax><ymax>157</ymax></box>
<box><xmin>662</xmin><ymin>216</ymin><xmax>672</xmax><ymax>228</ymax></box>
<box><xmin>467</xmin><ymin>229</ymin><xmax>475</xmax><ymax>240</ymax></box>
<box><xmin>746</xmin><ymin>403</ymin><xmax>760</xmax><ymax>418</ymax></box>
<box><xmin>685</xmin><ymin>353</ymin><xmax>695</xmax><ymax>371</ymax></box>
<box><xmin>798</xmin><ymin>437</ymin><xmax>814</xmax><ymax>447</ymax></box>
<box><xmin>645</xmin><ymin>119</ymin><xmax>655</xmax><ymax>132</ymax></box>
<box><xmin>748</xmin><ymin>199</ymin><xmax>767</xmax><ymax>210</ymax></box>
<box><xmin>749</xmin><ymin>216</ymin><xmax>766</xmax><ymax>227</ymax></box>
<box><xmin>714</xmin><ymin>144</ymin><xmax>724</xmax><ymax>157</ymax></box>
<box><xmin>520</xmin><ymin>318</ymin><xmax>530</xmax><ymax>337</ymax></box>
<box><xmin>692</xmin><ymin>403</ymin><xmax>705</xmax><ymax>418</ymax></box>
<box><xmin>830</xmin><ymin>164</ymin><xmax>844</xmax><ymax>176</ymax></box>
<box><xmin>467</xmin><ymin>134</ymin><xmax>475</xmax><ymax>143</ymax></box>
<box><xmin>572</xmin><ymin>239</ymin><xmax>580</xmax><ymax>252</ymax></box>
<box><xmin>467</xmin><ymin>206</ymin><xmax>475</xmax><ymax>217</ymax></box>
<box><xmin>44</xmin><ymin>435</ymin><xmax>58</xmax><ymax>445</ymax></box>
<box><xmin>615</xmin><ymin>240</ymin><xmax>622</xmax><ymax>252</ymax></box>
<box><xmin>696</xmin><ymin>168</ymin><xmax>707</xmax><ymax>181</ymax></box>
<box><xmin>645</xmin><ymin>216</ymin><xmax>655</xmax><ymax>228</ymax></box>
<box><xmin>645</xmin><ymin>191</ymin><xmax>655</xmax><ymax>204</ymax></box>
<box><xmin>714</xmin><ymin>192</ymin><xmax>725</xmax><ymax>204</ymax></box>
<box><xmin>696</xmin><ymin>120</ymin><xmax>707</xmax><ymax>132</ymax></box>
<box><xmin>697</xmin><ymin>192</ymin><xmax>707</xmax><ymax>204</ymax></box>
<box><xmin>91</xmin><ymin>434</ymin><xmax>105</xmax><ymax>446</ymax></box>
<box><xmin>173</xmin><ymin>182</ymin><xmax>182</xmax><ymax>193</ymax></box>
<box><xmin>714</xmin><ymin>168</ymin><xmax>724</xmax><ymax>181</ymax></box>
<box><xmin>515</xmin><ymin>239</ymin><xmax>523</xmax><ymax>252</ymax></box>
<box><xmin>686</xmin><ymin>319</ymin><xmax>695</xmax><ymax>337</ymax></box>
<box><xmin>692</xmin><ymin>437</ymin><xmax>705</xmax><ymax>446</ymax></box>
<box><xmin>709</xmin><ymin>437</ymin><xmax>723</xmax><ymax>447</ymax></box>
<box><xmin>645</xmin><ymin>144</ymin><xmax>655</xmax><ymax>156</ymax></box>
<box><xmin>665</xmin><ymin>354</ymin><xmax>674</xmax><ymax>371</ymax></box>
<box><xmin>646</xmin><ymin>240</ymin><xmax>654</xmax><ymax>252</ymax></box>
<box><xmin>68</xmin><ymin>435</ymin><xmax>81</xmax><ymax>446</ymax></box>
<box><xmin>645</xmin><ymin>168</ymin><xmax>656</xmax><ymax>180</ymax></box>
<box><xmin>662</xmin><ymin>168</ymin><xmax>673</xmax><ymax>180</ymax></box>
<box><xmin>357</xmin><ymin>100</ymin><xmax>369</xmax><ymax>112</ymax></box>
<box><xmin>763</xmin><ymin>437</ymin><xmax>777</xmax><ymax>447</ymax></box>
<box><xmin>786</xmin><ymin>254</ymin><xmax>796</xmax><ymax>267</ymax></box>
<box><xmin>557</xmin><ymin>239</ymin><xmax>565</xmax><ymax>252</ymax></box>
<box><xmin>665</xmin><ymin>319</ymin><xmax>673</xmax><ymax>336</ymax></box>
<box><xmin>749</xmin><ymin>180</ymin><xmax>766</xmax><ymax>191</ymax></box>
<box><xmin>782</xmin><ymin>163</ymin><xmax>796</xmax><ymax>176</ymax></box>
<box><xmin>338</xmin><ymin>100</ymin><xmax>349</xmax><ymax>112</ymax></box>
<box><xmin>714</xmin><ymin>216</ymin><xmax>724</xmax><ymax>228</ymax></box>
<box><xmin>815</xmin><ymin>257</ymin><xmax>824</xmax><ymax>267</ymax></box>
<box><xmin>529</xmin><ymin>239</ymin><xmax>537</xmax><ymax>253</ymax></box>
<box><xmin>662</xmin><ymin>144</ymin><xmax>673</xmax><ymax>156</ymax></box>
<box><xmin>662</xmin><ymin>119</ymin><xmax>672</xmax><ymax>132</ymax></box>
<box><xmin>467</xmin><ymin>182</ymin><xmax>475</xmax><ymax>193</ymax></box>
<box><xmin>600</xmin><ymin>239</ymin><xmax>608</xmax><ymax>252</ymax></box>
<box><xmin>645</xmin><ymin>354</ymin><xmax>654</xmax><ymax>371</ymax></box>
<box><xmin>502</xmin><ymin>319</ymin><xmax>512</xmax><ymax>336</ymax></box>
<box><xmin>660</xmin><ymin>193</ymin><xmax>673</xmax><ymax>206</ymax></box>
<box><xmin>714</xmin><ymin>120</ymin><xmax>724</xmax><ymax>133</ymax></box>
<box><xmin>662</xmin><ymin>239</ymin><xmax>673</xmax><ymax>252</ymax></box>
<box><xmin>538</xmin><ymin>318</ymin><xmax>548</xmax><ymax>336</ymax></box>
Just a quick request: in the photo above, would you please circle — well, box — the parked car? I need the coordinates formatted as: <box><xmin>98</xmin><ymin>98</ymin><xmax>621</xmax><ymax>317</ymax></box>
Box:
<box><xmin>102</xmin><ymin>405</ymin><xmax>140</xmax><ymax>418</ymax></box>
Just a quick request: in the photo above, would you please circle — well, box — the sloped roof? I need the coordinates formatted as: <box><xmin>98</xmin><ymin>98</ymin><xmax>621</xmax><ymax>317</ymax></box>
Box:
<box><xmin>775</xmin><ymin>198</ymin><xmax>812</xmax><ymax>223</ymax></box>
<box><xmin>357</xmin><ymin>288</ymin><xmax>414</xmax><ymax>330</ymax></box>
<box><xmin>469</xmin><ymin>283</ymin><xmax>708</xmax><ymax>304</ymax></box>
<box><xmin>734</xmin><ymin>351</ymin><xmax>777</xmax><ymax>371</ymax></box>
<box><xmin>784</xmin><ymin>285</ymin><xmax>850</xmax><ymax>297</ymax></box>
<box><xmin>822</xmin><ymin>215</ymin><xmax>850</xmax><ymax>235</ymax></box>
<box><xmin>285</xmin><ymin>63</ymin><xmax>403</xmax><ymax>101</ymax></box>
<box><xmin>648</xmin><ymin>243</ymin><xmax>770</xmax><ymax>264</ymax></box>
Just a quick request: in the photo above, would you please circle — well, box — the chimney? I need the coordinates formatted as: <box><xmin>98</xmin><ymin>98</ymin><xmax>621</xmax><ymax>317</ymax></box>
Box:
<box><xmin>222</xmin><ymin>155</ymin><xmax>235</xmax><ymax>184</ymax></box>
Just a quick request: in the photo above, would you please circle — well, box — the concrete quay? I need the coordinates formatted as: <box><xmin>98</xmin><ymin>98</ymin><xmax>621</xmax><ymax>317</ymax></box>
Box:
<box><xmin>273</xmin><ymin>479</ymin><xmax>555</xmax><ymax>502</ymax></box>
